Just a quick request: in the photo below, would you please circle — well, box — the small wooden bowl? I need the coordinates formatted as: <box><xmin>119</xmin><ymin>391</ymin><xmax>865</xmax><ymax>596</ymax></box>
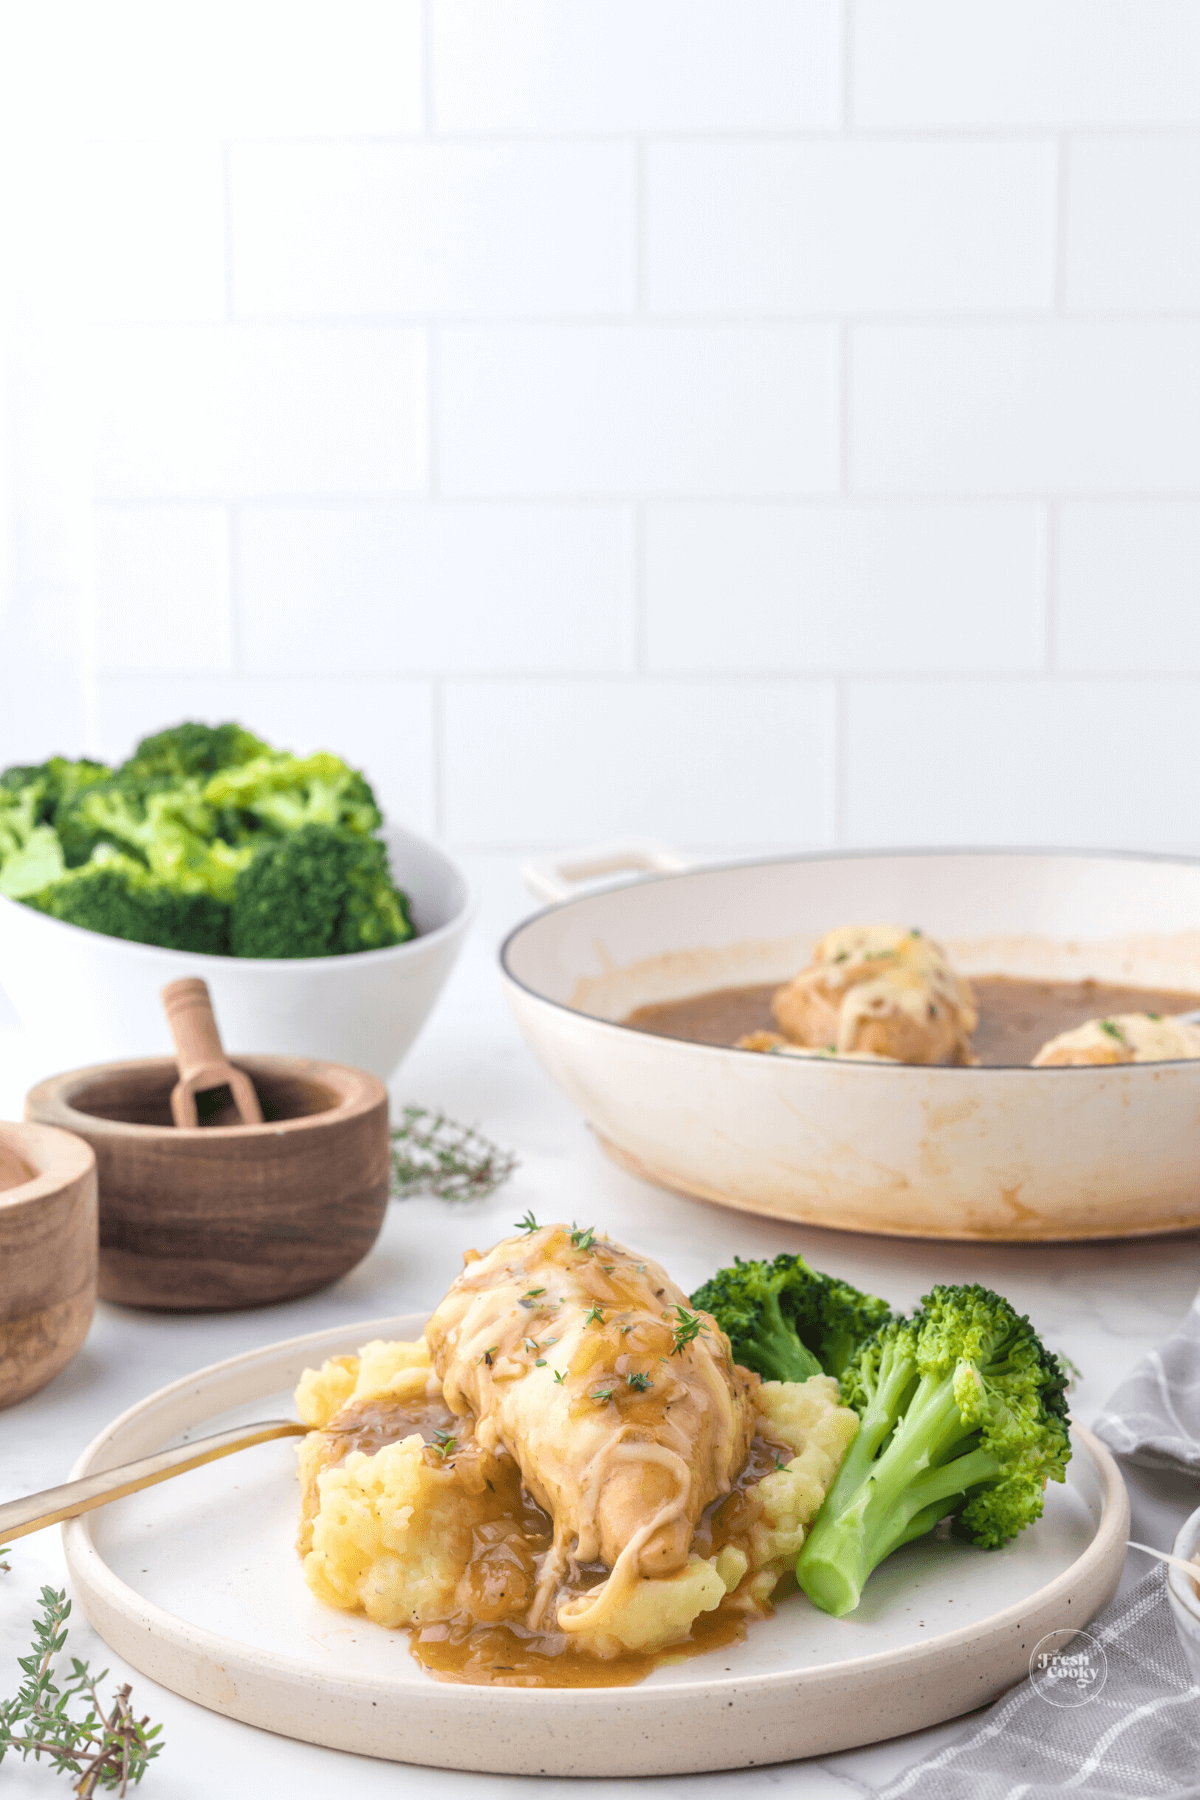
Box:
<box><xmin>0</xmin><ymin>1121</ymin><xmax>97</xmax><ymax>1409</ymax></box>
<box><xmin>26</xmin><ymin>1057</ymin><xmax>390</xmax><ymax>1312</ymax></box>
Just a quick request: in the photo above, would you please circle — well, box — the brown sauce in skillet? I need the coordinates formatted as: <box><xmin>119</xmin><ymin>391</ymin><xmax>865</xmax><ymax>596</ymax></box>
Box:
<box><xmin>624</xmin><ymin>976</ymin><xmax>1200</xmax><ymax>1067</ymax></box>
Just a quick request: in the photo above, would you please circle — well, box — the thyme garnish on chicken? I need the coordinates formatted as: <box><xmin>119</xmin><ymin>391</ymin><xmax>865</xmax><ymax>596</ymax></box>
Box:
<box><xmin>669</xmin><ymin>1305</ymin><xmax>710</xmax><ymax>1355</ymax></box>
<box><xmin>388</xmin><ymin>1106</ymin><xmax>518</xmax><ymax>1204</ymax></box>
<box><xmin>570</xmin><ymin>1224</ymin><xmax>597</xmax><ymax>1251</ymax></box>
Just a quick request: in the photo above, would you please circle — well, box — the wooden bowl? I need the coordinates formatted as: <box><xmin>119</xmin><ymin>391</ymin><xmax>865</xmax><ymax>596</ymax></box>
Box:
<box><xmin>25</xmin><ymin>1057</ymin><xmax>390</xmax><ymax>1313</ymax></box>
<box><xmin>0</xmin><ymin>1120</ymin><xmax>97</xmax><ymax>1408</ymax></box>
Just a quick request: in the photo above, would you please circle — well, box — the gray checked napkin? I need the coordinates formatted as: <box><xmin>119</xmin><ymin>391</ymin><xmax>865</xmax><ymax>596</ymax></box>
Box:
<box><xmin>1093</xmin><ymin>1292</ymin><xmax>1200</xmax><ymax>1472</ymax></box>
<box><xmin>875</xmin><ymin>1567</ymin><xmax>1200</xmax><ymax>1800</ymax></box>
<box><xmin>873</xmin><ymin>1308</ymin><xmax>1200</xmax><ymax>1800</ymax></box>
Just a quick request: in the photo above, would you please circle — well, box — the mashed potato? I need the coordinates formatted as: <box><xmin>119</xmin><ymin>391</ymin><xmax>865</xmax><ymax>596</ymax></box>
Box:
<box><xmin>296</xmin><ymin>1344</ymin><xmax>857</xmax><ymax>1663</ymax></box>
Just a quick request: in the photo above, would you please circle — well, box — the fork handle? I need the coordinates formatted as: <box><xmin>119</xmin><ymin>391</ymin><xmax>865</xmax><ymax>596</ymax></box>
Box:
<box><xmin>0</xmin><ymin>1419</ymin><xmax>307</xmax><ymax>1543</ymax></box>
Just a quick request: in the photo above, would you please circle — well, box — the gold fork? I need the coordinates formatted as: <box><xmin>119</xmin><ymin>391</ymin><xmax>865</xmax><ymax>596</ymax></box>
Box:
<box><xmin>0</xmin><ymin>1421</ymin><xmax>308</xmax><ymax>1543</ymax></box>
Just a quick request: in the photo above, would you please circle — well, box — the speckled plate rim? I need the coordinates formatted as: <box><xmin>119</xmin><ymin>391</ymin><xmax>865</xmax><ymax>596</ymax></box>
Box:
<box><xmin>62</xmin><ymin>1314</ymin><xmax>1130</xmax><ymax>1778</ymax></box>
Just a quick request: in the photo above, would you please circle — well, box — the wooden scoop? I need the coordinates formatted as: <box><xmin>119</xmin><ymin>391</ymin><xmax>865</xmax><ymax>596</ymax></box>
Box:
<box><xmin>162</xmin><ymin>978</ymin><xmax>263</xmax><ymax>1129</ymax></box>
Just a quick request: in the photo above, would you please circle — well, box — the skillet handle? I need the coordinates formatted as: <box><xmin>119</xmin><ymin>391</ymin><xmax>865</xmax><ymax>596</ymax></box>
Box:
<box><xmin>522</xmin><ymin>840</ymin><xmax>691</xmax><ymax>905</ymax></box>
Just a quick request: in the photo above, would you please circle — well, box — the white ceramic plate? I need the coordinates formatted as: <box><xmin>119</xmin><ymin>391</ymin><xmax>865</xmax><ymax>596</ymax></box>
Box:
<box><xmin>64</xmin><ymin>1314</ymin><xmax>1130</xmax><ymax>1778</ymax></box>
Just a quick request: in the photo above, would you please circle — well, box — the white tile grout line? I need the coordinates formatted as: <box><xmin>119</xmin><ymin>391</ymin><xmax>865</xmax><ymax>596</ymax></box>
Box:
<box><xmin>838</xmin><ymin>320</ymin><xmax>852</xmax><ymax>495</ymax></box>
<box><xmin>226</xmin><ymin>502</ymin><xmax>243</xmax><ymax>676</ymax></box>
<box><xmin>221</xmin><ymin>141</ymin><xmax>236</xmax><ymax>321</ymax></box>
<box><xmin>1042</xmin><ymin>499</ymin><xmax>1060</xmax><ymax>676</ymax></box>
<box><xmin>85</xmin><ymin>488</ymin><xmax>1200</xmax><ymax>509</ymax></box>
<box><xmin>426</xmin><ymin>323</ymin><xmax>441</xmax><ymax>500</ymax></box>
<box><xmin>83</xmin><ymin>493</ymin><xmax>1200</xmax><ymax>512</ymax></box>
<box><xmin>841</xmin><ymin>0</ymin><xmax>855</xmax><ymax>132</ymax></box>
<box><xmin>632</xmin><ymin>501</ymin><xmax>647</xmax><ymax>675</ymax></box>
<box><xmin>1054</xmin><ymin>134</ymin><xmax>1070</xmax><ymax>312</ymax></box>
<box><xmin>420</xmin><ymin>0</ymin><xmax>435</xmax><ymax>139</ymax></box>
<box><xmin>634</xmin><ymin>137</ymin><xmax>648</xmax><ymax>316</ymax></box>
<box><xmin>92</xmin><ymin>670</ymin><xmax>1200</xmax><ymax>688</ymax></box>
<box><xmin>832</xmin><ymin>675</ymin><xmax>849</xmax><ymax>846</ymax></box>
<box><xmin>429</xmin><ymin>676</ymin><xmax>445</xmax><ymax>840</ymax></box>
<box><xmin>93</xmin><ymin>308</ymin><xmax>1200</xmax><ymax>328</ymax></box>
<box><xmin>122</xmin><ymin>126</ymin><xmax>1200</xmax><ymax>147</ymax></box>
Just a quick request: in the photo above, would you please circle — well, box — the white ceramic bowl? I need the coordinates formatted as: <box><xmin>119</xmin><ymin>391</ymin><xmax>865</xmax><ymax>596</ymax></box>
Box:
<box><xmin>1167</xmin><ymin>1506</ymin><xmax>1200</xmax><ymax>1683</ymax></box>
<box><xmin>0</xmin><ymin>824</ymin><xmax>474</xmax><ymax>1084</ymax></box>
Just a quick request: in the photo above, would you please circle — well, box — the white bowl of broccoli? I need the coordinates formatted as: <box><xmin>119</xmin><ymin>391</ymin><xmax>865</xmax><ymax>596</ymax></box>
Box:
<box><xmin>0</xmin><ymin>724</ymin><xmax>474</xmax><ymax>1083</ymax></box>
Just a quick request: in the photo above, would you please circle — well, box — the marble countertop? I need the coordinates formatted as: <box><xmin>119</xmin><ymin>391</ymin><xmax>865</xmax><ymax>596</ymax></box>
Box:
<box><xmin>3</xmin><ymin>868</ymin><xmax>1199</xmax><ymax>1800</ymax></box>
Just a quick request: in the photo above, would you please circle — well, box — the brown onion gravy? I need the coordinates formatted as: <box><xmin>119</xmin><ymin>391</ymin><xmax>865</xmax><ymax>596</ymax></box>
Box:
<box><xmin>624</xmin><ymin>976</ymin><xmax>1200</xmax><ymax>1067</ymax></box>
<box><xmin>315</xmin><ymin>1400</ymin><xmax>789</xmax><ymax>1688</ymax></box>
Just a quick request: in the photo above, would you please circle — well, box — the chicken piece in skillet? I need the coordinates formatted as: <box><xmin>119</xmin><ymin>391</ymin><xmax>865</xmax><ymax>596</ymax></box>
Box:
<box><xmin>771</xmin><ymin>923</ymin><xmax>977</xmax><ymax>1066</ymax></box>
<box><xmin>1032</xmin><ymin>1012</ymin><xmax>1200</xmax><ymax>1067</ymax></box>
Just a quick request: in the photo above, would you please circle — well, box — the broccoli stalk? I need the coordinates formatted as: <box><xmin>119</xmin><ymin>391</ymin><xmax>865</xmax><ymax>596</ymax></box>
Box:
<box><xmin>690</xmin><ymin>1254</ymin><xmax>892</xmax><ymax>1384</ymax></box>
<box><xmin>795</xmin><ymin>1284</ymin><xmax>1072</xmax><ymax>1617</ymax></box>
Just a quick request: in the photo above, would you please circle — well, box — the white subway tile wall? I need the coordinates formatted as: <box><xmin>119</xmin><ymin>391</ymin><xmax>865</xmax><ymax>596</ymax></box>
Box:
<box><xmin>9</xmin><ymin>0</ymin><xmax>1200</xmax><ymax>861</ymax></box>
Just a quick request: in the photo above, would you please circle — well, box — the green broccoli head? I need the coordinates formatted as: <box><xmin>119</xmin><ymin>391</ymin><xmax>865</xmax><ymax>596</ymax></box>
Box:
<box><xmin>55</xmin><ymin>780</ymin><xmax>253</xmax><ymax>901</ymax></box>
<box><xmin>4</xmin><ymin>727</ymin><xmax>407</xmax><ymax>961</ymax></box>
<box><xmin>204</xmin><ymin>751</ymin><xmax>382</xmax><ymax>842</ymax></box>
<box><xmin>690</xmin><ymin>1254</ymin><xmax>892</xmax><ymax>1384</ymax></box>
<box><xmin>25</xmin><ymin>846</ymin><xmax>231</xmax><ymax>955</ymax></box>
<box><xmin>796</xmin><ymin>1283</ymin><xmax>1072</xmax><ymax>1617</ymax></box>
<box><xmin>690</xmin><ymin>1260</ymin><xmax>823</xmax><ymax>1383</ymax></box>
<box><xmin>0</xmin><ymin>775</ymin><xmax>66</xmax><ymax>899</ymax></box>
<box><xmin>0</xmin><ymin>759</ymin><xmax>112</xmax><ymax>897</ymax></box>
<box><xmin>117</xmin><ymin>722</ymin><xmax>269</xmax><ymax>785</ymax></box>
<box><xmin>230</xmin><ymin>823</ymin><xmax>414</xmax><ymax>959</ymax></box>
<box><xmin>0</xmin><ymin>757</ymin><xmax>111</xmax><ymax>832</ymax></box>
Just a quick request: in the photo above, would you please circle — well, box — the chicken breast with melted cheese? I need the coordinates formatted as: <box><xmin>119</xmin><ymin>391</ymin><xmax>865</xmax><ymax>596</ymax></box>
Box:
<box><xmin>771</xmin><ymin>923</ymin><xmax>977</xmax><ymax>1066</ymax></box>
<box><xmin>1033</xmin><ymin>1012</ymin><xmax>1200</xmax><ymax>1067</ymax></box>
<box><xmin>424</xmin><ymin>1223</ymin><xmax>755</xmax><ymax>1629</ymax></box>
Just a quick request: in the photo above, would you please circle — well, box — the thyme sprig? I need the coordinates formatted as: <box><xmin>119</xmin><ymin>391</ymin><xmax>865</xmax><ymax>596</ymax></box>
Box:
<box><xmin>668</xmin><ymin>1304</ymin><xmax>710</xmax><ymax>1356</ymax></box>
<box><xmin>0</xmin><ymin>1586</ymin><xmax>163</xmax><ymax>1795</ymax></box>
<box><xmin>389</xmin><ymin>1107</ymin><xmax>518</xmax><ymax>1204</ymax></box>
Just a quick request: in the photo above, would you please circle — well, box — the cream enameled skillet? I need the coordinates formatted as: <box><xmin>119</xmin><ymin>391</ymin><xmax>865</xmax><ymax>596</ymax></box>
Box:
<box><xmin>502</xmin><ymin>843</ymin><xmax>1200</xmax><ymax>1241</ymax></box>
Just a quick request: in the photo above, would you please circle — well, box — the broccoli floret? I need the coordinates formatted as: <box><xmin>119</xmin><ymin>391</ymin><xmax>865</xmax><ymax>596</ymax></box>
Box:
<box><xmin>795</xmin><ymin>1283</ymin><xmax>1072</xmax><ymax>1617</ymax></box>
<box><xmin>0</xmin><ymin>758</ymin><xmax>110</xmax><ymax>897</ymax></box>
<box><xmin>0</xmin><ymin>757</ymin><xmax>110</xmax><ymax>828</ymax></box>
<box><xmin>117</xmin><ymin>721</ymin><xmax>269</xmax><ymax>784</ymax></box>
<box><xmin>56</xmin><ymin>781</ymin><xmax>253</xmax><ymax>901</ymax></box>
<box><xmin>204</xmin><ymin>752</ymin><xmax>382</xmax><ymax>841</ymax></box>
<box><xmin>230</xmin><ymin>823</ymin><xmax>414</xmax><ymax>958</ymax></box>
<box><xmin>690</xmin><ymin>1254</ymin><xmax>892</xmax><ymax>1384</ymax></box>
<box><xmin>25</xmin><ymin>846</ymin><xmax>231</xmax><ymax>955</ymax></box>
